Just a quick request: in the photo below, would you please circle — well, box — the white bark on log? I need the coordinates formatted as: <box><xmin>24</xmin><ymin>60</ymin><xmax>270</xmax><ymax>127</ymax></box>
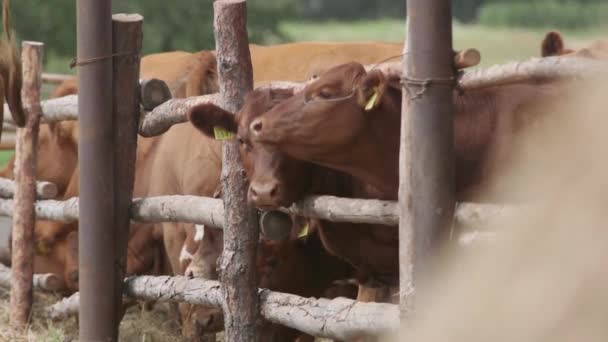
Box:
<box><xmin>0</xmin><ymin>264</ymin><xmax>62</xmax><ymax>292</ymax></box>
<box><xmin>0</xmin><ymin>177</ymin><xmax>58</xmax><ymax>199</ymax></box>
<box><xmin>130</xmin><ymin>195</ymin><xmax>225</xmax><ymax>228</ymax></box>
<box><xmin>3</xmin><ymin>57</ymin><xmax>607</xmax><ymax>132</ymax></box>
<box><xmin>458</xmin><ymin>56</ymin><xmax>608</xmax><ymax>90</ymax></box>
<box><xmin>280</xmin><ymin>195</ymin><xmax>399</xmax><ymax>226</ymax></box>
<box><xmin>41</xmin><ymin>73</ymin><xmax>75</xmax><ymax>85</ymax></box>
<box><xmin>46</xmin><ymin>292</ymin><xmax>79</xmax><ymax>320</ymax></box>
<box><xmin>138</xmin><ymin>93</ymin><xmax>222</xmax><ymax>137</ymax></box>
<box><xmin>0</xmin><ymin>198</ymin><xmax>78</xmax><ymax>222</ymax></box>
<box><xmin>39</xmin><ymin>95</ymin><xmax>79</xmax><ymax>122</ymax></box>
<box><xmin>0</xmin><ymin>196</ymin><xmax>514</xmax><ymax>228</ymax></box>
<box><xmin>49</xmin><ymin>275</ymin><xmax>399</xmax><ymax>341</ymax></box>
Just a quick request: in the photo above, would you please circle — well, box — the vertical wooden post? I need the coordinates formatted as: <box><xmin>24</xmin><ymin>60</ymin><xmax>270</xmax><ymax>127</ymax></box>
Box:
<box><xmin>10</xmin><ymin>41</ymin><xmax>43</xmax><ymax>328</ymax></box>
<box><xmin>112</xmin><ymin>13</ymin><xmax>143</xmax><ymax>339</ymax></box>
<box><xmin>213</xmin><ymin>1</ymin><xmax>260</xmax><ymax>341</ymax></box>
<box><xmin>399</xmin><ymin>0</ymin><xmax>455</xmax><ymax>315</ymax></box>
<box><xmin>77</xmin><ymin>0</ymin><xmax>115</xmax><ymax>340</ymax></box>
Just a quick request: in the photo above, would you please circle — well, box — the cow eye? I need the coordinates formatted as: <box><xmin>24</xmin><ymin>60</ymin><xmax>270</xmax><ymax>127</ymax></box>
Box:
<box><xmin>238</xmin><ymin>137</ymin><xmax>253</xmax><ymax>151</ymax></box>
<box><xmin>317</xmin><ymin>88</ymin><xmax>332</xmax><ymax>99</ymax></box>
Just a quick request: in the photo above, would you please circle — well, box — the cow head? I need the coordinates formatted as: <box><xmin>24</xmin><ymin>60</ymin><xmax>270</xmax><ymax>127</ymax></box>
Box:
<box><xmin>541</xmin><ymin>31</ymin><xmax>608</xmax><ymax>60</ymax></box>
<box><xmin>246</xmin><ymin>62</ymin><xmax>401</xmax><ymax>174</ymax></box>
<box><xmin>188</xmin><ymin>88</ymin><xmax>319</xmax><ymax>209</ymax></box>
<box><xmin>541</xmin><ymin>31</ymin><xmax>574</xmax><ymax>57</ymax></box>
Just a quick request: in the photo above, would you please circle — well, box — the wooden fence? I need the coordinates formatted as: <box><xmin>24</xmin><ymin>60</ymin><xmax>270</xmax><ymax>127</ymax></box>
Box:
<box><xmin>0</xmin><ymin>0</ymin><xmax>607</xmax><ymax>340</ymax></box>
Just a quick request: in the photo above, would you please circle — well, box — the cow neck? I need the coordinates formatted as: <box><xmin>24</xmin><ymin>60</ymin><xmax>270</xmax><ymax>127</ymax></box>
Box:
<box><xmin>344</xmin><ymin>90</ymin><xmax>402</xmax><ymax>200</ymax></box>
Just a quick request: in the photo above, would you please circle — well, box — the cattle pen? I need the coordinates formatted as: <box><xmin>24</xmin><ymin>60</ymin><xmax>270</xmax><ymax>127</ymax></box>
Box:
<box><xmin>0</xmin><ymin>0</ymin><xmax>606</xmax><ymax>341</ymax></box>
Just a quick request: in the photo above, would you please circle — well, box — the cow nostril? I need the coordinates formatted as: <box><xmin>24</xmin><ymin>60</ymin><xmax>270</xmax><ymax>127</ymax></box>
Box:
<box><xmin>250</xmin><ymin>187</ymin><xmax>257</xmax><ymax>197</ymax></box>
<box><xmin>269</xmin><ymin>186</ymin><xmax>277</xmax><ymax>198</ymax></box>
<box><xmin>70</xmin><ymin>270</ymin><xmax>79</xmax><ymax>283</ymax></box>
<box><xmin>251</xmin><ymin>120</ymin><xmax>263</xmax><ymax>133</ymax></box>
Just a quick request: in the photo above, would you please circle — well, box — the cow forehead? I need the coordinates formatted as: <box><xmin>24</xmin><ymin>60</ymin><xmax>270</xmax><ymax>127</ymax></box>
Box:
<box><xmin>309</xmin><ymin>62</ymin><xmax>366</xmax><ymax>88</ymax></box>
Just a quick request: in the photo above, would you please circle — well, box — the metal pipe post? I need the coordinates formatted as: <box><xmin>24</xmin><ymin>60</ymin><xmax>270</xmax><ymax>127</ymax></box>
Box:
<box><xmin>77</xmin><ymin>0</ymin><xmax>115</xmax><ymax>340</ymax></box>
<box><xmin>399</xmin><ymin>0</ymin><xmax>455</xmax><ymax>315</ymax></box>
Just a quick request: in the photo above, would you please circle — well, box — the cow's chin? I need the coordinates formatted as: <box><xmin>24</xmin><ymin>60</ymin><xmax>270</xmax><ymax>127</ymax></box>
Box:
<box><xmin>249</xmin><ymin>197</ymin><xmax>295</xmax><ymax>211</ymax></box>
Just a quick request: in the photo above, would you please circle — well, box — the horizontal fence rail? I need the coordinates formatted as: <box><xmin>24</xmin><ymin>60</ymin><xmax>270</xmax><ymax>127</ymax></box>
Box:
<box><xmin>0</xmin><ymin>195</ymin><xmax>515</xmax><ymax>229</ymax></box>
<box><xmin>2</xmin><ymin>56</ymin><xmax>606</xmax><ymax>134</ymax></box>
<box><xmin>42</xmin><ymin>73</ymin><xmax>75</xmax><ymax>85</ymax></box>
<box><xmin>47</xmin><ymin>275</ymin><xmax>400</xmax><ymax>341</ymax></box>
<box><xmin>0</xmin><ymin>177</ymin><xmax>58</xmax><ymax>200</ymax></box>
<box><xmin>0</xmin><ymin>264</ymin><xmax>61</xmax><ymax>292</ymax></box>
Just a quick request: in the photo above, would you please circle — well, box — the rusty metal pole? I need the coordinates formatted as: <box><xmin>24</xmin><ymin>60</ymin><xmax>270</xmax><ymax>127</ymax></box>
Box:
<box><xmin>77</xmin><ymin>0</ymin><xmax>115</xmax><ymax>340</ymax></box>
<box><xmin>111</xmin><ymin>13</ymin><xmax>143</xmax><ymax>339</ymax></box>
<box><xmin>213</xmin><ymin>1</ymin><xmax>261</xmax><ymax>341</ymax></box>
<box><xmin>399</xmin><ymin>0</ymin><xmax>455</xmax><ymax>315</ymax></box>
<box><xmin>10</xmin><ymin>41</ymin><xmax>43</xmax><ymax>328</ymax></box>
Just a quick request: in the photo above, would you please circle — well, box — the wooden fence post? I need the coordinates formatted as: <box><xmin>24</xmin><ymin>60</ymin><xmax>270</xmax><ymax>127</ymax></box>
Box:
<box><xmin>10</xmin><ymin>41</ymin><xmax>43</xmax><ymax>328</ymax></box>
<box><xmin>399</xmin><ymin>0</ymin><xmax>455</xmax><ymax>315</ymax></box>
<box><xmin>111</xmin><ymin>13</ymin><xmax>143</xmax><ymax>337</ymax></box>
<box><xmin>213</xmin><ymin>1</ymin><xmax>261</xmax><ymax>341</ymax></box>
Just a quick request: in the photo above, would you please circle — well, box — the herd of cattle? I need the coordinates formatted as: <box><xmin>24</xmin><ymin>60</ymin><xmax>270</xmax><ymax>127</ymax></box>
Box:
<box><xmin>0</xmin><ymin>30</ymin><xmax>605</xmax><ymax>341</ymax></box>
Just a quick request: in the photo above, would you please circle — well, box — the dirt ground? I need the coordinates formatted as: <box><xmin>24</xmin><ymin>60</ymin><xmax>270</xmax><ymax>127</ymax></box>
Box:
<box><xmin>0</xmin><ymin>289</ymin><xmax>191</xmax><ymax>342</ymax></box>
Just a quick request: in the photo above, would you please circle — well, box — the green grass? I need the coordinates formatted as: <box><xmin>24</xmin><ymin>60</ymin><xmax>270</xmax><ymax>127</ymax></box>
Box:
<box><xmin>0</xmin><ymin>151</ymin><xmax>13</xmax><ymax>169</ymax></box>
<box><xmin>279</xmin><ymin>19</ymin><xmax>607</xmax><ymax>67</ymax></box>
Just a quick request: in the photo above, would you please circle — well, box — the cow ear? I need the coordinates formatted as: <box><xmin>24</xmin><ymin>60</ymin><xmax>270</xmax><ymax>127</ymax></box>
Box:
<box><xmin>541</xmin><ymin>31</ymin><xmax>566</xmax><ymax>57</ymax></box>
<box><xmin>188</xmin><ymin>103</ymin><xmax>238</xmax><ymax>140</ymax></box>
<box><xmin>356</xmin><ymin>70</ymin><xmax>386</xmax><ymax>112</ymax></box>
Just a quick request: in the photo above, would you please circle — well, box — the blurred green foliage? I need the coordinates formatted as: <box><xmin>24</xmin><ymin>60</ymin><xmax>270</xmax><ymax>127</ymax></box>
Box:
<box><xmin>5</xmin><ymin>0</ymin><xmax>606</xmax><ymax>75</ymax></box>
<box><xmin>10</xmin><ymin>0</ymin><xmax>294</xmax><ymax>69</ymax></box>
<box><xmin>479</xmin><ymin>1</ymin><xmax>608</xmax><ymax>29</ymax></box>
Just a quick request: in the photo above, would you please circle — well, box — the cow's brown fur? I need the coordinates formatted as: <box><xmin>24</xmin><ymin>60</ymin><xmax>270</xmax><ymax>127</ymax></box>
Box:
<box><xmin>8</xmin><ymin>41</ymin><xmax>412</xmax><ymax>339</ymax></box>
<box><xmin>249</xmin><ymin>62</ymin><xmax>572</xmax><ymax>202</ymax></box>
<box><xmin>189</xmin><ymin>89</ymin><xmax>397</xmax><ymax>315</ymax></box>
<box><xmin>0</xmin><ymin>0</ymin><xmax>25</xmax><ymax>127</ymax></box>
<box><xmin>541</xmin><ymin>31</ymin><xmax>608</xmax><ymax>59</ymax></box>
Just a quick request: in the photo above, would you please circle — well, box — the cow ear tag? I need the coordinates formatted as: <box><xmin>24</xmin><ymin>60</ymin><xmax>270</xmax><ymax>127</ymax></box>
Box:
<box><xmin>35</xmin><ymin>240</ymin><xmax>49</xmax><ymax>255</ymax></box>
<box><xmin>298</xmin><ymin>223</ymin><xmax>310</xmax><ymax>238</ymax></box>
<box><xmin>365</xmin><ymin>87</ymin><xmax>379</xmax><ymax>111</ymax></box>
<box><xmin>213</xmin><ymin>126</ymin><xmax>235</xmax><ymax>140</ymax></box>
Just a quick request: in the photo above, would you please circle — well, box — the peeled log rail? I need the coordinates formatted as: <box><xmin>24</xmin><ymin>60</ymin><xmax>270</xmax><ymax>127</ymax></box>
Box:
<box><xmin>0</xmin><ymin>178</ymin><xmax>58</xmax><ymax>199</ymax></box>
<box><xmin>138</xmin><ymin>57</ymin><xmax>608</xmax><ymax>137</ymax></box>
<box><xmin>46</xmin><ymin>292</ymin><xmax>79</xmax><ymax>320</ymax></box>
<box><xmin>458</xmin><ymin>56</ymin><xmax>608</xmax><ymax>90</ymax></box>
<box><xmin>2</xmin><ymin>56</ymin><xmax>604</xmax><ymax>135</ymax></box>
<box><xmin>0</xmin><ymin>196</ymin><xmax>511</xmax><ymax>228</ymax></box>
<box><xmin>130</xmin><ymin>195</ymin><xmax>225</xmax><ymax>228</ymax></box>
<box><xmin>0</xmin><ymin>264</ymin><xmax>62</xmax><ymax>292</ymax></box>
<box><xmin>42</xmin><ymin>73</ymin><xmax>75</xmax><ymax>85</ymax></box>
<box><xmin>138</xmin><ymin>93</ymin><xmax>222</xmax><ymax>137</ymax></box>
<box><xmin>0</xmin><ymin>198</ymin><xmax>78</xmax><ymax>222</ymax></box>
<box><xmin>47</xmin><ymin>276</ymin><xmax>399</xmax><ymax>341</ymax></box>
<box><xmin>280</xmin><ymin>195</ymin><xmax>399</xmax><ymax>226</ymax></box>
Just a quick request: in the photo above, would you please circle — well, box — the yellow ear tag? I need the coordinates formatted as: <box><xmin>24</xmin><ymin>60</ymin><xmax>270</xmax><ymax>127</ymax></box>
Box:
<box><xmin>298</xmin><ymin>223</ymin><xmax>309</xmax><ymax>238</ymax></box>
<box><xmin>365</xmin><ymin>88</ymin><xmax>379</xmax><ymax>111</ymax></box>
<box><xmin>35</xmin><ymin>240</ymin><xmax>49</xmax><ymax>255</ymax></box>
<box><xmin>213</xmin><ymin>126</ymin><xmax>235</xmax><ymax>140</ymax></box>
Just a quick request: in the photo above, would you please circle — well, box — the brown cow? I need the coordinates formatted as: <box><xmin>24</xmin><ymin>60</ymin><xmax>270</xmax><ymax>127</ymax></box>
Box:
<box><xmin>189</xmin><ymin>89</ymin><xmax>398</xmax><ymax>318</ymax></box>
<box><xmin>196</xmin><ymin>62</ymin><xmax>581</xmax><ymax>323</ymax></box>
<box><xmin>0</xmin><ymin>49</ymin><xmax>220</xmax><ymax>294</ymax></box>
<box><xmin>247</xmin><ymin>62</ymin><xmax>574</xmax><ymax>202</ymax></box>
<box><xmin>541</xmin><ymin>31</ymin><xmax>608</xmax><ymax>59</ymax></box>
<box><xmin>12</xmin><ymin>41</ymin><xmax>409</xmax><ymax>338</ymax></box>
<box><xmin>0</xmin><ymin>0</ymin><xmax>26</xmax><ymax>127</ymax></box>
